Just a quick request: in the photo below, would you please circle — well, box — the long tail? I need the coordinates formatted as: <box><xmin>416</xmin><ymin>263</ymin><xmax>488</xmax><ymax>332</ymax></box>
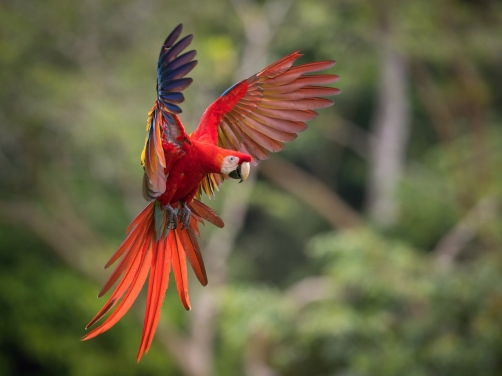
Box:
<box><xmin>81</xmin><ymin>199</ymin><xmax>224</xmax><ymax>361</ymax></box>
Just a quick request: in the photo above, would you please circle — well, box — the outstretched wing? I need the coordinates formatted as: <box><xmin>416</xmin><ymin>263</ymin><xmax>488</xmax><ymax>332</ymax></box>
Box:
<box><xmin>192</xmin><ymin>51</ymin><xmax>340</xmax><ymax>198</ymax></box>
<box><xmin>141</xmin><ymin>24</ymin><xmax>197</xmax><ymax>201</ymax></box>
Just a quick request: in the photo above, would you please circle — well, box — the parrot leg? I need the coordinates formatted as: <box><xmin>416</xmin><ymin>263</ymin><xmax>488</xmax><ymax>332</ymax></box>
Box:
<box><xmin>180</xmin><ymin>202</ymin><xmax>191</xmax><ymax>229</ymax></box>
<box><xmin>163</xmin><ymin>204</ymin><xmax>179</xmax><ymax>229</ymax></box>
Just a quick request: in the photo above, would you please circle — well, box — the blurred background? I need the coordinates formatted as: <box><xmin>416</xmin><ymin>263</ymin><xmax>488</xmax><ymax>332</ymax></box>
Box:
<box><xmin>1</xmin><ymin>0</ymin><xmax>502</xmax><ymax>375</ymax></box>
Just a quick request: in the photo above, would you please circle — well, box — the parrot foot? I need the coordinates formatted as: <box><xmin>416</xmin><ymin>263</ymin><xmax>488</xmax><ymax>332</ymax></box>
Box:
<box><xmin>163</xmin><ymin>204</ymin><xmax>179</xmax><ymax>229</ymax></box>
<box><xmin>180</xmin><ymin>202</ymin><xmax>191</xmax><ymax>229</ymax></box>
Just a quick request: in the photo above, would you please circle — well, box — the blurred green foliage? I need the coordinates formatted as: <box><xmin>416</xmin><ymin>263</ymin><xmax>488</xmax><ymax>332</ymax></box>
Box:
<box><xmin>1</xmin><ymin>0</ymin><xmax>502</xmax><ymax>375</ymax></box>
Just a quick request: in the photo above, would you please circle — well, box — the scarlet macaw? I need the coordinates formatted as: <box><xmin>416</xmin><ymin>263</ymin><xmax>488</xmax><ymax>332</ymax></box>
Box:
<box><xmin>82</xmin><ymin>24</ymin><xmax>340</xmax><ymax>361</ymax></box>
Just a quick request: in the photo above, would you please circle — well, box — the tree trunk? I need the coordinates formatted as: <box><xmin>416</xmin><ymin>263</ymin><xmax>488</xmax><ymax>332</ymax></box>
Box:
<box><xmin>366</xmin><ymin>45</ymin><xmax>410</xmax><ymax>227</ymax></box>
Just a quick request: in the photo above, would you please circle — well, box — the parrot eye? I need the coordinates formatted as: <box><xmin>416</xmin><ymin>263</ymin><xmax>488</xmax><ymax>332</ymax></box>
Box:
<box><xmin>220</xmin><ymin>156</ymin><xmax>241</xmax><ymax>175</ymax></box>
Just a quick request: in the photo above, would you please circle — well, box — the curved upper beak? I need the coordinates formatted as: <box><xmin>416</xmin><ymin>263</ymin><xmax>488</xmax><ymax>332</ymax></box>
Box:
<box><xmin>228</xmin><ymin>162</ymin><xmax>250</xmax><ymax>183</ymax></box>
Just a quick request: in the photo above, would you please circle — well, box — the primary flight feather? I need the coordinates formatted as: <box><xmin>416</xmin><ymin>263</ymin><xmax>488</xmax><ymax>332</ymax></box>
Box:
<box><xmin>82</xmin><ymin>24</ymin><xmax>340</xmax><ymax>361</ymax></box>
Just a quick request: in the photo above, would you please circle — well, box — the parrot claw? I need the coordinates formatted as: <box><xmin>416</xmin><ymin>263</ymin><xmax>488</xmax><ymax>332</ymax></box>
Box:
<box><xmin>180</xmin><ymin>202</ymin><xmax>191</xmax><ymax>229</ymax></box>
<box><xmin>163</xmin><ymin>204</ymin><xmax>179</xmax><ymax>229</ymax></box>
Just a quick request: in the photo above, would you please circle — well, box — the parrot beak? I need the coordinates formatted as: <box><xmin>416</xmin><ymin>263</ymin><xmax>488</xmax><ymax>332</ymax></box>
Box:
<box><xmin>228</xmin><ymin>162</ymin><xmax>250</xmax><ymax>183</ymax></box>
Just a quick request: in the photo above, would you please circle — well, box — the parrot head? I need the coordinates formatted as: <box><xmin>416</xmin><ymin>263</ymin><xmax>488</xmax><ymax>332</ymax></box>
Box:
<box><xmin>220</xmin><ymin>155</ymin><xmax>251</xmax><ymax>183</ymax></box>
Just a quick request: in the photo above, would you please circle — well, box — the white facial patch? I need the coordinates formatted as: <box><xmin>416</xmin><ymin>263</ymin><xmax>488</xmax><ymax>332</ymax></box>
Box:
<box><xmin>220</xmin><ymin>156</ymin><xmax>240</xmax><ymax>174</ymax></box>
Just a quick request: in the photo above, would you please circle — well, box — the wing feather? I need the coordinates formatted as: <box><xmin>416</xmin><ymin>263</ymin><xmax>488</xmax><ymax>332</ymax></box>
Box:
<box><xmin>192</xmin><ymin>51</ymin><xmax>339</xmax><ymax>198</ymax></box>
<box><xmin>141</xmin><ymin>24</ymin><xmax>196</xmax><ymax>201</ymax></box>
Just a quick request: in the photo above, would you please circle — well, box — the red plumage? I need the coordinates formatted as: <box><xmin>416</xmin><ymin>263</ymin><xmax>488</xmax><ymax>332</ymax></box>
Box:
<box><xmin>82</xmin><ymin>23</ymin><xmax>340</xmax><ymax>361</ymax></box>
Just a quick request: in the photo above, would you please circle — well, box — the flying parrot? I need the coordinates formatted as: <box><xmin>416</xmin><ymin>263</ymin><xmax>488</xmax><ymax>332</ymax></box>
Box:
<box><xmin>82</xmin><ymin>24</ymin><xmax>340</xmax><ymax>361</ymax></box>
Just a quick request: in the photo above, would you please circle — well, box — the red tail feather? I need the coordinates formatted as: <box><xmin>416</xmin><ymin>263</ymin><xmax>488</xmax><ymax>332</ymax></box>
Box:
<box><xmin>138</xmin><ymin>236</ymin><xmax>171</xmax><ymax>361</ymax></box>
<box><xmin>180</xmin><ymin>223</ymin><xmax>207</xmax><ymax>285</ymax></box>
<box><xmin>99</xmin><ymin>223</ymin><xmax>150</xmax><ymax>297</ymax></box>
<box><xmin>83</xmin><ymin>200</ymin><xmax>223</xmax><ymax>361</ymax></box>
<box><xmin>171</xmin><ymin>230</ymin><xmax>191</xmax><ymax>310</ymax></box>
<box><xmin>82</xmin><ymin>238</ymin><xmax>153</xmax><ymax>339</ymax></box>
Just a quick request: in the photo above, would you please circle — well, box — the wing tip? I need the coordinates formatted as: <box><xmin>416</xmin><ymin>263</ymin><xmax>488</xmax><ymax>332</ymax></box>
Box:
<box><xmin>160</xmin><ymin>24</ymin><xmax>184</xmax><ymax>53</ymax></box>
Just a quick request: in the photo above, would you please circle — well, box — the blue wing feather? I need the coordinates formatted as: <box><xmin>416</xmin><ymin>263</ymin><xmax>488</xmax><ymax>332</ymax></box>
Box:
<box><xmin>159</xmin><ymin>35</ymin><xmax>194</xmax><ymax>66</ymax></box>
<box><xmin>162</xmin><ymin>50</ymin><xmax>197</xmax><ymax>73</ymax></box>
<box><xmin>155</xmin><ymin>25</ymin><xmax>196</xmax><ymax>115</ymax></box>
<box><xmin>158</xmin><ymin>24</ymin><xmax>183</xmax><ymax>58</ymax></box>
<box><xmin>160</xmin><ymin>78</ymin><xmax>193</xmax><ymax>93</ymax></box>
<box><xmin>160</xmin><ymin>92</ymin><xmax>184</xmax><ymax>104</ymax></box>
<box><xmin>142</xmin><ymin>24</ymin><xmax>195</xmax><ymax>201</ymax></box>
<box><xmin>160</xmin><ymin>61</ymin><xmax>198</xmax><ymax>82</ymax></box>
<box><xmin>159</xmin><ymin>101</ymin><xmax>182</xmax><ymax>114</ymax></box>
